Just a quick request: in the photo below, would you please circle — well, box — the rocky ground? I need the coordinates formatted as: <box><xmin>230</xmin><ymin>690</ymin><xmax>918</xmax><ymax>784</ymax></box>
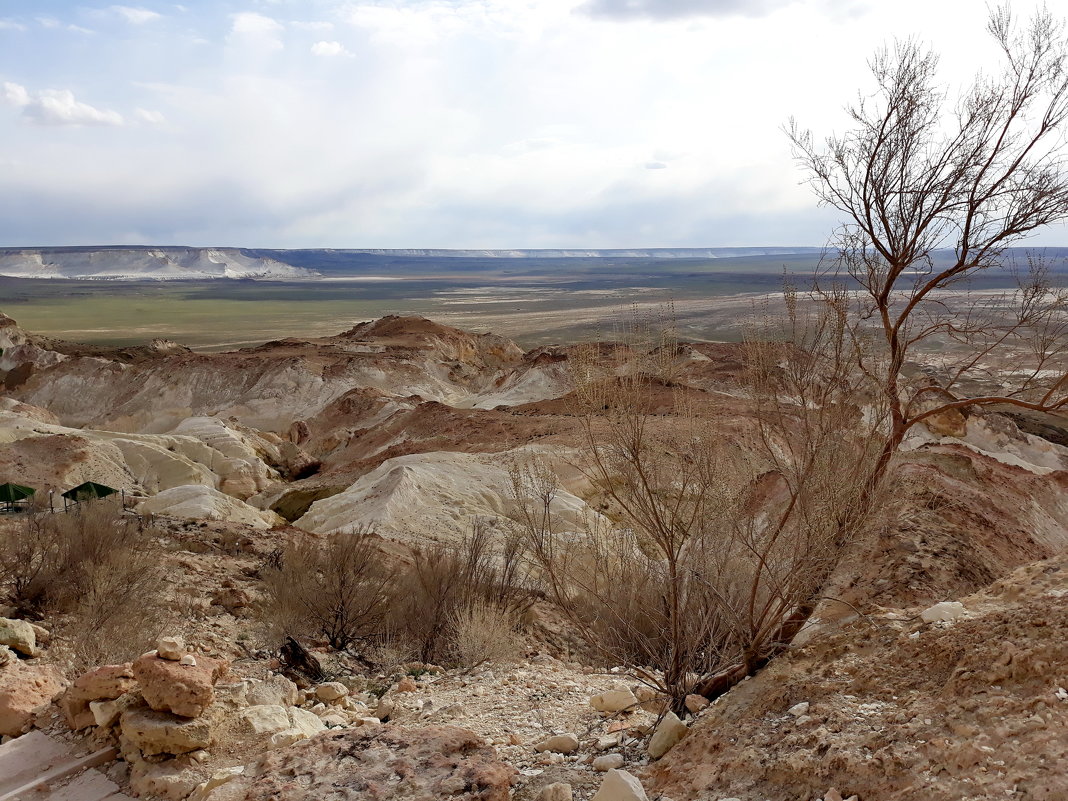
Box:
<box><xmin>0</xmin><ymin>311</ymin><xmax>1066</xmax><ymax>800</ymax></box>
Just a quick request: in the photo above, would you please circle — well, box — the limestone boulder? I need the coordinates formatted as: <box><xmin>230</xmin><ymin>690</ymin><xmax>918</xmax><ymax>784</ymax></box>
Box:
<box><xmin>60</xmin><ymin>662</ymin><xmax>137</xmax><ymax>730</ymax></box>
<box><xmin>120</xmin><ymin>704</ymin><xmax>213</xmax><ymax>756</ymax></box>
<box><xmin>590</xmin><ymin>689</ymin><xmax>637</xmax><ymax>714</ymax></box>
<box><xmin>0</xmin><ymin>658</ymin><xmax>66</xmax><ymax>736</ymax></box>
<box><xmin>246</xmin><ymin>674</ymin><xmax>299</xmax><ymax>707</ymax></box>
<box><xmin>647</xmin><ymin>712</ymin><xmax>688</xmax><ymax>759</ymax></box>
<box><xmin>133</xmin><ymin>652</ymin><xmax>228</xmax><ymax>718</ymax></box>
<box><xmin>592</xmin><ymin>769</ymin><xmax>649</xmax><ymax>801</ymax></box>
<box><xmin>240</xmin><ymin>705</ymin><xmax>291</xmax><ymax>736</ymax></box>
<box><xmin>130</xmin><ymin>758</ymin><xmax>202</xmax><ymax>801</ymax></box>
<box><xmin>0</xmin><ymin>618</ymin><xmax>36</xmax><ymax>657</ymax></box>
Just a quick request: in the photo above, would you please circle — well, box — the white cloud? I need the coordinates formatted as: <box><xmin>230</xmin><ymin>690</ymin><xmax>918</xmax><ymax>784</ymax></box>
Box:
<box><xmin>229</xmin><ymin>12</ymin><xmax>284</xmax><ymax>50</ymax></box>
<box><xmin>0</xmin><ymin>19</ymin><xmax>26</xmax><ymax>31</ymax></box>
<box><xmin>2</xmin><ymin>82</ymin><xmax>30</xmax><ymax>107</ymax></box>
<box><xmin>310</xmin><ymin>40</ymin><xmax>349</xmax><ymax>57</ymax></box>
<box><xmin>231</xmin><ymin>12</ymin><xmax>283</xmax><ymax>35</ymax></box>
<box><xmin>135</xmin><ymin>108</ymin><xmax>166</xmax><ymax>125</ymax></box>
<box><xmin>36</xmin><ymin>16</ymin><xmax>60</xmax><ymax>28</ymax></box>
<box><xmin>109</xmin><ymin>6</ymin><xmax>163</xmax><ymax>25</ymax></box>
<box><xmin>2</xmin><ymin>82</ymin><xmax>123</xmax><ymax>127</ymax></box>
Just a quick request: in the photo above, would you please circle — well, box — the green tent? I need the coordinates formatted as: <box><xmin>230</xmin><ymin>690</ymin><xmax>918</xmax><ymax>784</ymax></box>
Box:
<box><xmin>0</xmin><ymin>482</ymin><xmax>35</xmax><ymax>510</ymax></box>
<box><xmin>62</xmin><ymin>481</ymin><xmax>118</xmax><ymax>502</ymax></box>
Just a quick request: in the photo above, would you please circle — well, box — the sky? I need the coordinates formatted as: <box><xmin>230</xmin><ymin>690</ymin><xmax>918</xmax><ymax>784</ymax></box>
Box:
<box><xmin>0</xmin><ymin>0</ymin><xmax>1063</xmax><ymax>248</ymax></box>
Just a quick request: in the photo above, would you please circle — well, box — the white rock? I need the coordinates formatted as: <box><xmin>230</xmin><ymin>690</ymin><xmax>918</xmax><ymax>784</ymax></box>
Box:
<box><xmin>268</xmin><ymin>728</ymin><xmax>306</xmax><ymax>749</ymax></box>
<box><xmin>647</xmin><ymin>712</ymin><xmax>688</xmax><ymax>759</ymax></box>
<box><xmin>180</xmin><ymin>654</ymin><xmax>197</xmax><ymax>667</ymax></box>
<box><xmin>534</xmin><ymin>733</ymin><xmax>579</xmax><ymax>754</ymax></box>
<box><xmin>0</xmin><ymin>618</ymin><xmax>37</xmax><ymax>657</ymax></box>
<box><xmin>89</xmin><ymin>698</ymin><xmax>122</xmax><ymax>728</ymax></box>
<box><xmin>592</xmin><ymin>753</ymin><xmax>625</xmax><ymax>771</ymax></box>
<box><xmin>156</xmin><ymin>635</ymin><xmax>185</xmax><ymax>661</ymax></box>
<box><xmin>590</xmin><ymin>689</ymin><xmax>638</xmax><ymax>714</ymax></box>
<box><xmin>240</xmin><ymin>705</ymin><xmax>291</xmax><ymax>735</ymax></box>
<box><xmin>787</xmin><ymin>702</ymin><xmax>810</xmax><ymax>716</ymax></box>
<box><xmin>591</xmin><ymin>769</ymin><xmax>649</xmax><ymax>801</ymax></box>
<box><xmin>920</xmin><ymin>601</ymin><xmax>967</xmax><ymax>623</ymax></box>
<box><xmin>315</xmin><ymin>682</ymin><xmax>349</xmax><ymax>702</ymax></box>
<box><xmin>288</xmin><ymin>706</ymin><xmax>327</xmax><ymax>738</ymax></box>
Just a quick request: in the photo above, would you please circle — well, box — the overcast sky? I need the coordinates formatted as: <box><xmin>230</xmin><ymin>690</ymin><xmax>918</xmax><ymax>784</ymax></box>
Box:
<box><xmin>0</xmin><ymin>0</ymin><xmax>1063</xmax><ymax>248</ymax></box>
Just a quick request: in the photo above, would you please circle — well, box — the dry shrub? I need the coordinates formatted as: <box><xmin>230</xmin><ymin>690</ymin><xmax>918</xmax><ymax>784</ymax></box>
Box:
<box><xmin>449</xmin><ymin>601</ymin><xmax>523</xmax><ymax>670</ymax></box>
<box><xmin>0</xmin><ymin>503</ymin><xmax>168</xmax><ymax>670</ymax></box>
<box><xmin>262</xmin><ymin>527</ymin><xmax>392</xmax><ymax>650</ymax></box>
<box><xmin>388</xmin><ymin>520</ymin><xmax>533</xmax><ymax>666</ymax></box>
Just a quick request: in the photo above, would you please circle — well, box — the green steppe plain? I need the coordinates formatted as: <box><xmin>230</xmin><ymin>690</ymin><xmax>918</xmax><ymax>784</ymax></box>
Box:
<box><xmin>0</xmin><ymin>251</ymin><xmax>1050</xmax><ymax>351</ymax></box>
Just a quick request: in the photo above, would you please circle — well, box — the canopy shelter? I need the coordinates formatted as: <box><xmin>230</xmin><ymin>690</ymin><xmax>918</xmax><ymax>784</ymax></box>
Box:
<box><xmin>0</xmin><ymin>482</ymin><xmax>35</xmax><ymax>512</ymax></box>
<box><xmin>62</xmin><ymin>481</ymin><xmax>118</xmax><ymax>503</ymax></box>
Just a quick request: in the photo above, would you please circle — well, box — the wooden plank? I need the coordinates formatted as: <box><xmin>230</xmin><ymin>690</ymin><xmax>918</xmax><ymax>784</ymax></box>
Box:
<box><xmin>0</xmin><ymin>732</ymin><xmax>75</xmax><ymax>795</ymax></box>
<box><xmin>0</xmin><ymin>746</ymin><xmax>118</xmax><ymax>801</ymax></box>
<box><xmin>41</xmin><ymin>769</ymin><xmax>122</xmax><ymax>801</ymax></box>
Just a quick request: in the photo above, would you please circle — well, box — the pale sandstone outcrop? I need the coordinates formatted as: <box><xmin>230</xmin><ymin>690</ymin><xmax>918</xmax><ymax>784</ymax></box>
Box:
<box><xmin>120</xmin><ymin>704</ymin><xmax>214</xmax><ymax>756</ymax></box>
<box><xmin>0</xmin><ymin>657</ymin><xmax>66</xmax><ymax>736</ymax></box>
<box><xmin>60</xmin><ymin>662</ymin><xmax>137</xmax><ymax>730</ymax></box>
<box><xmin>132</xmin><ymin>652</ymin><xmax>228</xmax><ymax>718</ymax></box>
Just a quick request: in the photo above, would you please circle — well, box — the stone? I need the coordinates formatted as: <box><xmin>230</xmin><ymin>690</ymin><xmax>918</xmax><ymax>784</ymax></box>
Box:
<box><xmin>60</xmin><ymin>663</ymin><xmax>137</xmax><ymax>730</ymax></box>
<box><xmin>289</xmin><ymin>706</ymin><xmax>327</xmax><ymax>738</ymax></box>
<box><xmin>921</xmin><ymin>601</ymin><xmax>967</xmax><ymax>623</ymax></box>
<box><xmin>0</xmin><ymin>659</ymin><xmax>65</xmax><ymax>736</ymax></box>
<box><xmin>130</xmin><ymin>758</ymin><xmax>201</xmax><ymax>801</ymax></box>
<box><xmin>315</xmin><ymin>682</ymin><xmax>349</xmax><ymax>702</ymax></box>
<box><xmin>237</xmin><ymin>726</ymin><xmax>515</xmax><ymax>800</ymax></box>
<box><xmin>28</xmin><ymin>623</ymin><xmax>49</xmax><ymax>645</ymax></box>
<box><xmin>373</xmin><ymin>695</ymin><xmax>395</xmax><ymax>721</ymax></box>
<box><xmin>240</xmin><ymin>705</ymin><xmax>292</xmax><ymax>736</ymax></box>
<box><xmin>593</xmin><ymin>753</ymin><xmax>625</xmax><ymax>771</ymax></box>
<box><xmin>120</xmin><ymin>704</ymin><xmax>213</xmax><ymax>756</ymax></box>
<box><xmin>535</xmin><ymin>732</ymin><xmax>580</xmax><ymax>753</ymax></box>
<box><xmin>592</xmin><ymin>769</ymin><xmax>649</xmax><ymax>801</ymax></box>
<box><xmin>268</xmin><ymin>728</ymin><xmax>306</xmax><ymax>749</ymax></box>
<box><xmin>247</xmin><ymin>674</ymin><xmax>299</xmax><ymax>707</ymax></box>
<box><xmin>538</xmin><ymin>782</ymin><xmax>574</xmax><ymax>801</ymax></box>
<box><xmin>90</xmin><ymin>697</ymin><xmax>126</xmax><ymax>728</ymax></box>
<box><xmin>787</xmin><ymin>702</ymin><xmax>810</xmax><ymax>716</ymax></box>
<box><xmin>157</xmin><ymin>635</ymin><xmax>186</xmax><ymax>661</ymax></box>
<box><xmin>133</xmin><ymin>652</ymin><xmax>228</xmax><ymax>718</ymax></box>
<box><xmin>590</xmin><ymin>689</ymin><xmax>638</xmax><ymax>714</ymax></box>
<box><xmin>189</xmin><ymin>767</ymin><xmax>245</xmax><ymax>801</ymax></box>
<box><xmin>0</xmin><ymin>618</ymin><xmax>36</xmax><ymax>657</ymax></box>
<box><xmin>647</xmin><ymin>712</ymin><xmax>688</xmax><ymax>759</ymax></box>
<box><xmin>823</xmin><ymin>790</ymin><xmax>843</xmax><ymax>801</ymax></box>
<box><xmin>396</xmin><ymin>676</ymin><xmax>418</xmax><ymax>692</ymax></box>
<box><xmin>181</xmin><ymin>654</ymin><xmax>198</xmax><ymax>667</ymax></box>
<box><xmin>321</xmin><ymin>714</ymin><xmax>348</xmax><ymax>727</ymax></box>
<box><xmin>684</xmin><ymin>694</ymin><xmax>709</xmax><ymax>714</ymax></box>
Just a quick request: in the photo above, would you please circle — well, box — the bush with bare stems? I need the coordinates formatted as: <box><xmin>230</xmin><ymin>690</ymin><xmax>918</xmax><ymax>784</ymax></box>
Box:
<box><xmin>262</xmin><ymin>526</ymin><xmax>393</xmax><ymax>651</ymax></box>
<box><xmin>388</xmin><ymin>520</ymin><xmax>534</xmax><ymax>666</ymax></box>
<box><xmin>0</xmin><ymin>504</ymin><xmax>167</xmax><ymax>670</ymax></box>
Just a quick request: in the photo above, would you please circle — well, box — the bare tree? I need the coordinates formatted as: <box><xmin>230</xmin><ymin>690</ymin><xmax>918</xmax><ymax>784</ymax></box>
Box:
<box><xmin>788</xmin><ymin>4</ymin><xmax>1068</xmax><ymax>499</ymax></box>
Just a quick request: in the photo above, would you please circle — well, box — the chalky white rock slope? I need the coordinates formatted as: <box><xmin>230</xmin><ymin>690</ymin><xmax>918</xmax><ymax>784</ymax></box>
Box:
<box><xmin>295</xmin><ymin>448</ymin><xmax>601</xmax><ymax>545</ymax></box>
<box><xmin>0</xmin><ymin>248</ymin><xmax>316</xmax><ymax>280</ymax></box>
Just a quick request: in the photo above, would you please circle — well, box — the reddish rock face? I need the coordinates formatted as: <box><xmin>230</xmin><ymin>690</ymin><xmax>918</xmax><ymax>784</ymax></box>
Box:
<box><xmin>60</xmin><ymin>662</ymin><xmax>137</xmax><ymax>730</ymax></box>
<box><xmin>132</xmin><ymin>653</ymin><xmax>229</xmax><ymax>719</ymax></box>
<box><xmin>232</xmin><ymin>725</ymin><xmax>516</xmax><ymax>801</ymax></box>
<box><xmin>0</xmin><ymin>658</ymin><xmax>66</xmax><ymax>737</ymax></box>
